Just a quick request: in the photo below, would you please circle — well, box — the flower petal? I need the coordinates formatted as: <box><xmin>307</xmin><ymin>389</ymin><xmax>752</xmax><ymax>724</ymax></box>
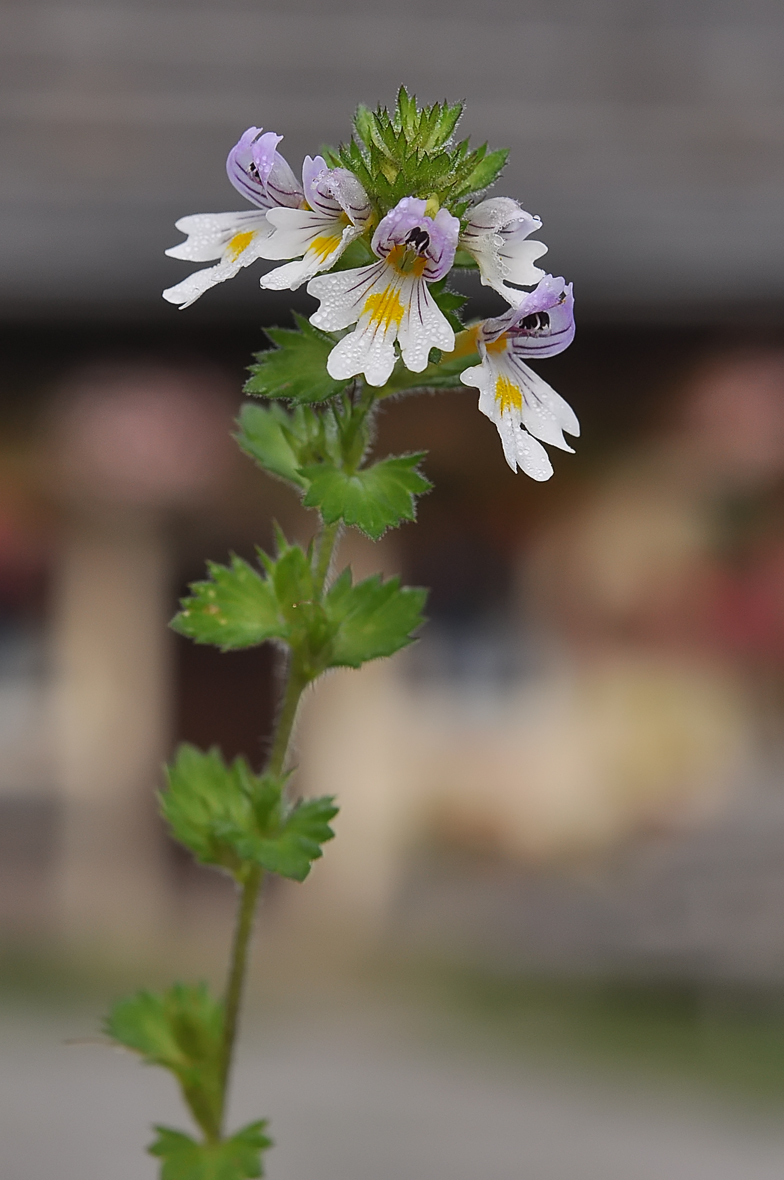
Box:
<box><xmin>513</xmin><ymin>361</ymin><xmax>578</xmax><ymax>450</ymax></box>
<box><xmin>396</xmin><ymin>278</ymin><xmax>455</xmax><ymax>372</ymax></box>
<box><xmin>260</xmin><ymin>221</ymin><xmax>358</xmax><ymax>291</ymax></box>
<box><xmin>461</xmin><ymin>196</ymin><xmax>547</xmax><ymax>304</ymax></box>
<box><xmin>325</xmin><ymin>319</ymin><xmax>399</xmax><ymax>387</ymax></box>
<box><xmin>308</xmin><ymin>262</ymin><xmax>388</xmax><ymax>332</ymax></box>
<box><xmin>372</xmin><ymin>198</ymin><xmax>459</xmax><ymax>281</ymax></box>
<box><xmin>485</xmin><ymin>277</ymin><xmax>576</xmax><ymax>359</ymax></box>
<box><xmin>163</xmin><ymin>220</ymin><xmax>272</xmax><ymax>308</ymax></box>
<box><xmin>226</xmin><ymin>126</ymin><xmax>303</xmax><ymax>210</ymax></box>
<box><xmin>165</xmin><ymin>212</ymin><xmax>272</xmax><ymax>262</ymax></box>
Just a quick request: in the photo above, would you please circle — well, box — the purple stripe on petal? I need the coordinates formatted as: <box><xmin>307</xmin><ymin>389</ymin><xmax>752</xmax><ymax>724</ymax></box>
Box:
<box><xmin>226</xmin><ymin>126</ymin><xmax>303</xmax><ymax>211</ymax></box>
<box><xmin>371</xmin><ymin>198</ymin><xmax>459</xmax><ymax>279</ymax></box>
<box><xmin>482</xmin><ymin>277</ymin><xmax>575</xmax><ymax>359</ymax></box>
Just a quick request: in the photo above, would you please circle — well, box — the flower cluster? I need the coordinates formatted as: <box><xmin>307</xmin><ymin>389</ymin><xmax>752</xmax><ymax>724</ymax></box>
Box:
<box><xmin>164</xmin><ymin>90</ymin><xmax>578</xmax><ymax>480</ymax></box>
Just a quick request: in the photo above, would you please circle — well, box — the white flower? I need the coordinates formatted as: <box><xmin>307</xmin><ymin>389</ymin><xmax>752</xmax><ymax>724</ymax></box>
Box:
<box><xmin>460</xmin><ymin>197</ymin><xmax>547</xmax><ymax>306</ymax></box>
<box><xmin>259</xmin><ymin>157</ymin><xmax>372</xmax><ymax>291</ymax></box>
<box><xmin>307</xmin><ymin>197</ymin><xmax>460</xmax><ymax>387</ymax></box>
<box><xmin>163</xmin><ymin>127</ymin><xmax>303</xmax><ymax>309</ymax></box>
<box><xmin>460</xmin><ymin>275</ymin><xmax>578</xmax><ymax>480</ymax></box>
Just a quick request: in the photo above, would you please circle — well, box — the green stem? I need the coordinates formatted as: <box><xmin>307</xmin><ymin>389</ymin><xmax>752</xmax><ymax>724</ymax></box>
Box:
<box><xmin>312</xmin><ymin>518</ymin><xmax>340</xmax><ymax>596</ymax></box>
<box><xmin>218</xmin><ymin>863</ymin><xmax>262</xmax><ymax>1129</ymax></box>
<box><xmin>267</xmin><ymin>661</ymin><xmax>309</xmax><ymax>778</ymax></box>
<box><xmin>217</xmin><ymin>518</ymin><xmax>341</xmax><ymax>1134</ymax></box>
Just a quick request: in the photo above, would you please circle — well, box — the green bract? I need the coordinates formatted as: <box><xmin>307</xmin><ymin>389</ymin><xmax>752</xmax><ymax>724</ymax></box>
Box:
<box><xmin>336</xmin><ymin>86</ymin><xmax>508</xmax><ymax>217</ymax></box>
<box><xmin>162</xmin><ymin>744</ymin><xmax>338</xmax><ymax>883</ymax></box>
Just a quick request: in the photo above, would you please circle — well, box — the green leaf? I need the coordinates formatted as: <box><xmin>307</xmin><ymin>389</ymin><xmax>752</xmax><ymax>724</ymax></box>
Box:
<box><xmin>171</xmin><ymin>539</ymin><xmax>345</xmax><ymax>677</ymax></box>
<box><xmin>171</xmin><ymin>556</ymin><xmax>285</xmax><ymax>651</ymax></box>
<box><xmin>301</xmin><ymin>453</ymin><xmax>432</xmax><ymax>540</ymax></box>
<box><xmin>106</xmin><ymin>984</ymin><xmax>224</xmax><ymax>1139</ymax></box>
<box><xmin>162</xmin><ymin>745</ymin><xmax>257</xmax><ymax>874</ymax></box>
<box><xmin>149</xmin><ymin>1121</ymin><xmax>272</xmax><ymax>1180</ymax></box>
<box><xmin>451</xmin><ymin>248</ymin><xmax>479</xmax><ymax>270</ymax></box>
<box><xmin>325</xmin><ymin>571</ymin><xmax>427</xmax><ymax>668</ymax></box>
<box><xmin>232</xmin><ymin>794</ymin><xmax>338</xmax><ymax>883</ymax></box>
<box><xmin>429</xmin><ymin>279</ymin><xmax>468</xmax><ymax>333</ymax></box>
<box><xmin>234</xmin><ymin>403</ymin><xmax>307</xmax><ymax>489</ymax></box>
<box><xmin>161</xmin><ymin>744</ymin><xmax>338</xmax><ymax>883</ymax></box>
<box><xmin>244</xmin><ymin>314</ymin><xmax>349</xmax><ymax>404</ymax></box>
<box><xmin>318</xmin><ymin>144</ymin><xmax>342</xmax><ymax>169</ymax></box>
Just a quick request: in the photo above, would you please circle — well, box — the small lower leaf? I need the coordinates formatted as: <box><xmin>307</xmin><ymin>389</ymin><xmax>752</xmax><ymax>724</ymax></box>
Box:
<box><xmin>105</xmin><ymin>984</ymin><xmax>224</xmax><ymax>1140</ymax></box>
<box><xmin>161</xmin><ymin>745</ymin><xmax>256</xmax><ymax>874</ymax></box>
<box><xmin>149</xmin><ymin>1121</ymin><xmax>272</xmax><ymax>1180</ymax></box>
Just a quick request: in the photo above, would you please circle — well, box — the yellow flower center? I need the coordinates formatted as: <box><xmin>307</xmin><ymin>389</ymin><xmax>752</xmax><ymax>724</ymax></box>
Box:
<box><xmin>363</xmin><ymin>285</ymin><xmax>406</xmax><ymax>330</ymax></box>
<box><xmin>445</xmin><ymin>324</ymin><xmax>481</xmax><ymax>359</ymax></box>
<box><xmin>495</xmin><ymin>374</ymin><xmax>523</xmax><ymax>414</ymax></box>
<box><xmin>386</xmin><ymin>243</ymin><xmax>427</xmax><ymax>276</ymax></box>
<box><xmin>226</xmin><ymin>231</ymin><xmax>255</xmax><ymax>261</ymax></box>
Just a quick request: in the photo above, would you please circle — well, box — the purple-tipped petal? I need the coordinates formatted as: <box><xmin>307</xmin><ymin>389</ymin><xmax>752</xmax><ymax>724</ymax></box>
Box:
<box><xmin>300</xmin><ymin>157</ymin><xmax>371</xmax><ymax>226</ymax></box>
<box><xmin>372</xmin><ymin>197</ymin><xmax>459</xmax><ymax>281</ymax></box>
<box><xmin>226</xmin><ymin>126</ymin><xmax>303</xmax><ymax>210</ymax></box>
<box><xmin>483</xmin><ymin>276</ymin><xmax>576</xmax><ymax>359</ymax></box>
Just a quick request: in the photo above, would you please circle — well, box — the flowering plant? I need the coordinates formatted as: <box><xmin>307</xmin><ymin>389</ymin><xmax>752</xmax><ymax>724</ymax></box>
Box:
<box><xmin>105</xmin><ymin>89</ymin><xmax>577</xmax><ymax>1179</ymax></box>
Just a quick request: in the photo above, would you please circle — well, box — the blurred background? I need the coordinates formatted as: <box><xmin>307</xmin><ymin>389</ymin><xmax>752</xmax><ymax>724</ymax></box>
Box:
<box><xmin>2</xmin><ymin>1</ymin><xmax>784</xmax><ymax>1177</ymax></box>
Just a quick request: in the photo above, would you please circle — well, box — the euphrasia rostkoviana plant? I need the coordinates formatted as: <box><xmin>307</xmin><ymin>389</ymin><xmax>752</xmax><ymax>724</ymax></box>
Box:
<box><xmin>105</xmin><ymin>89</ymin><xmax>578</xmax><ymax>1180</ymax></box>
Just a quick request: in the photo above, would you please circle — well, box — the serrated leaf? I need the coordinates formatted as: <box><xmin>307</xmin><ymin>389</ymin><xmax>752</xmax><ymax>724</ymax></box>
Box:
<box><xmin>106</xmin><ymin>984</ymin><xmax>224</xmax><ymax>1139</ymax></box>
<box><xmin>325</xmin><ymin>572</ymin><xmax>427</xmax><ymax>668</ymax></box>
<box><xmin>244</xmin><ymin>314</ymin><xmax>348</xmax><ymax>404</ymax></box>
<box><xmin>426</xmin><ymin>101</ymin><xmax>463</xmax><ymax>150</ymax></box>
<box><xmin>232</xmin><ymin>795</ymin><xmax>338</xmax><ymax>882</ymax></box>
<box><xmin>171</xmin><ymin>556</ymin><xmax>285</xmax><ymax>651</ymax></box>
<box><xmin>234</xmin><ymin>402</ymin><xmax>307</xmax><ymax>489</ymax></box>
<box><xmin>300</xmin><ymin>454</ymin><xmax>431</xmax><ymax>540</ymax></box>
<box><xmin>149</xmin><ymin>1121</ymin><xmax>272</xmax><ymax>1180</ymax></box>
<box><xmin>161</xmin><ymin>744</ymin><xmax>337</xmax><ymax>883</ymax></box>
<box><xmin>344</xmin><ymin>92</ymin><xmax>506</xmax><ymax>214</ymax></box>
<box><xmin>161</xmin><ymin>745</ymin><xmax>257</xmax><ymax>873</ymax></box>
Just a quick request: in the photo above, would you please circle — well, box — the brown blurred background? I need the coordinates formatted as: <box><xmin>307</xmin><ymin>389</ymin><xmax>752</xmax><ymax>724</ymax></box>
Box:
<box><xmin>3</xmin><ymin>3</ymin><xmax>784</xmax><ymax>1178</ymax></box>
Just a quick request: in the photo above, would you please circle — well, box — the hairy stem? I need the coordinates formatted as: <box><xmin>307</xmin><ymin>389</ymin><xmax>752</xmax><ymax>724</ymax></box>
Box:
<box><xmin>312</xmin><ymin>518</ymin><xmax>340</xmax><ymax>596</ymax></box>
<box><xmin>217</xmin><ymin>518</ymin><xmax>341</xmax><ymax>1133</ymax></box>
<box><xmin>218</xmin><ymin>863</ymin><xmax>262</xmax><ymax>1128</ymax></box>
